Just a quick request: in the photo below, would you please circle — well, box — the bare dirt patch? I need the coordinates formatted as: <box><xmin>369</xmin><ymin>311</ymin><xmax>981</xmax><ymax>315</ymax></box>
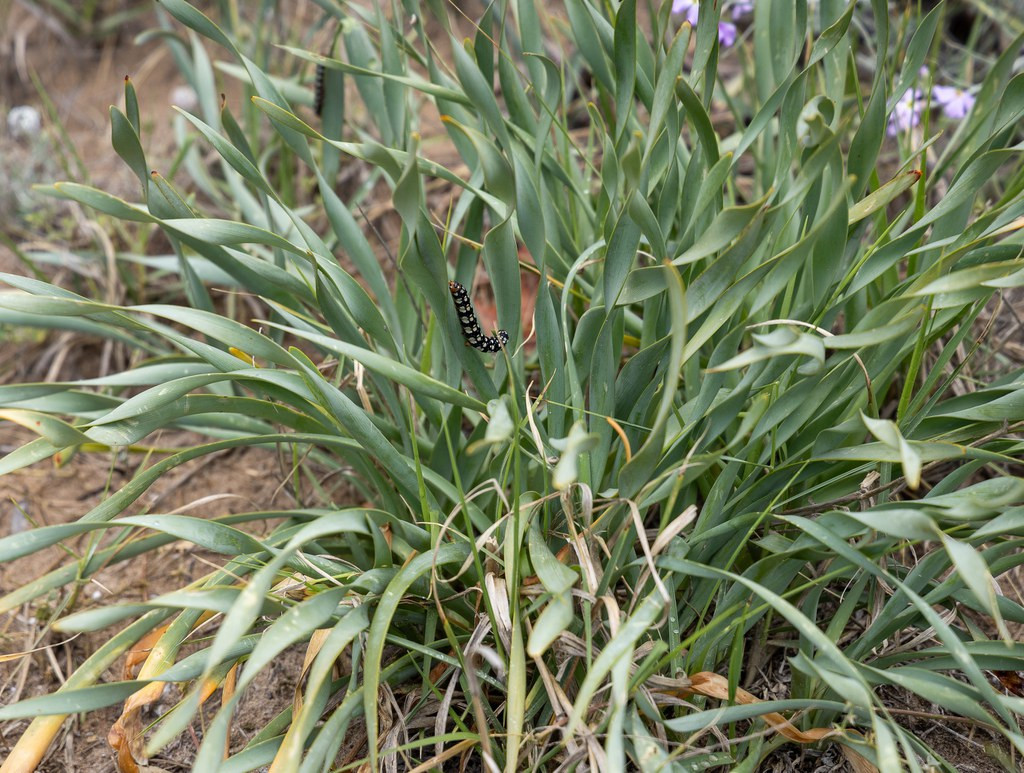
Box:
<box><xmin>0</xmin><ymin>418</ymin><xmax>308</xmax><ymax>771</ymax></box>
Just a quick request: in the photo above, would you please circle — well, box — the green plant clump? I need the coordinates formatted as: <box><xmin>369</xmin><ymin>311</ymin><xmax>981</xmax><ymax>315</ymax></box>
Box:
<box><xmin>2</xmin><ymin>0</ymin><xmax>1024</xmax><ymax>770</ymax></box>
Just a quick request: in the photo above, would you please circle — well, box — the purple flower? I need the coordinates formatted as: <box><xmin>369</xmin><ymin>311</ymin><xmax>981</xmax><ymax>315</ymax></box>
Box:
<box><xmin>672</xmin><ymin>1</ymin><xmax>699</xmax><ymax>26</ymax></box>
<box><xmin>931</xmin><ymin>85</ymin><xmax>975</xmax><ymax>120</ymax></box>
<box><xmin>731</xmin><ymin>1</ymin><xmax>754</xmax><ymax>19</ymax></box>
<box><xmin>886</xmin><ymin>80</ymin><xmax>976</xmax><ymax>137</ymax></box>
<box><xmin>671</xmin><ymin>1</ymin><xmax>738</xmax><ymax>48</ymax></box>
<box><xmin>887</xmin><ymin>89</ymin><xmax>925</xmax><ymax>137</ymax></box>
<box><xmin>718</xmin><ymin>21</ymin><xmax>738</xmax><ymax>47</ymax></box>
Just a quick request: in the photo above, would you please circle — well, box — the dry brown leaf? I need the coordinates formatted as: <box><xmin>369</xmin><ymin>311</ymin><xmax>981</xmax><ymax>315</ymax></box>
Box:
<box><xmin>685</xmin><ymin>671</ymin><xmax>877</xmax><ymax>772</ymax></box>
<box><xmin>107</xmin><ymin>614</ymin><xmax>221</xmax><ymax>772</ymax></box>
<box><xmin>108</xmin><ymin>622</ymin><xmax>174</xmax><ymax>773</ymax></box>
<box><xmin>405</xmin><ymin>738</ymin><xmax>476</xmax><ymax>773</ymax></box>
<box><xmin>220</xmin><ymin>664</ymin><xmax>238</xmax><ymax>760</ymax></box>
<box><xmin>122</xmin><ymin>623</ymin><xmax>172</xmax><ymax>680</ymax></box>
<box><xmin>108</xmin><ymin>681</ymin><xmax>165</xmax><ymax>772</ymax></box>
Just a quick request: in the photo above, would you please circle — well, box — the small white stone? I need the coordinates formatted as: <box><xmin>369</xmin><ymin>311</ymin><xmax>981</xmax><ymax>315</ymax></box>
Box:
<box><xmin>171</xmin><ymin>85</ymin><xmax>199</xmax><ymax>112</ymax></box>
<box><xmin>7</xmin><ymin>105</ymin><xmax>41</xmax><ymax>139</ymax></box>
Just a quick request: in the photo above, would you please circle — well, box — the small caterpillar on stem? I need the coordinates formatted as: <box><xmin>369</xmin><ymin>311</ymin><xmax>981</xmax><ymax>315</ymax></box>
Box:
<box><xmin>313</xmin><ymin>63</ymin><xmax>326</xmax><ymax>116</ymax></box>
<box><xmin>448</xmin><ymin>281</ymin><xmax>509</xmax><ymax>353</ymax></box>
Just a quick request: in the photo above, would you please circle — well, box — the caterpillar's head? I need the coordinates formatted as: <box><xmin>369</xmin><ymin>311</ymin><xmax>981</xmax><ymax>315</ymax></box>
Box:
<box><xmin>496</xmin><ymin>330</ymin><xmax>510</xmax><ymax>349</ymax></box>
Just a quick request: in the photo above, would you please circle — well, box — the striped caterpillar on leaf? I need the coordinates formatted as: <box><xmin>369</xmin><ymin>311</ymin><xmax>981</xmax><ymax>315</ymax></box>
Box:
<box><xmin>448</xmin><ymin>281</ymin><xmax>509</xmax><ymax>353</ymax></box>
<box><xmin>313</xmin><ymin>63</ymin><xmax>326</xmax><ymax>116</ymax></box>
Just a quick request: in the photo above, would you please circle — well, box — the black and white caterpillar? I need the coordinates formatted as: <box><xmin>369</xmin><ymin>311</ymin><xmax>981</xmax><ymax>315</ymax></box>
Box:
<box><xmin>448</xmin><ymin>280</ymin><xmax>509</xmax><ymax>353</ymax></box>
<box><xmin>313</xmin><ymin>63</ymin><xmax>326</xmax><ymax>116</ymax></box>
